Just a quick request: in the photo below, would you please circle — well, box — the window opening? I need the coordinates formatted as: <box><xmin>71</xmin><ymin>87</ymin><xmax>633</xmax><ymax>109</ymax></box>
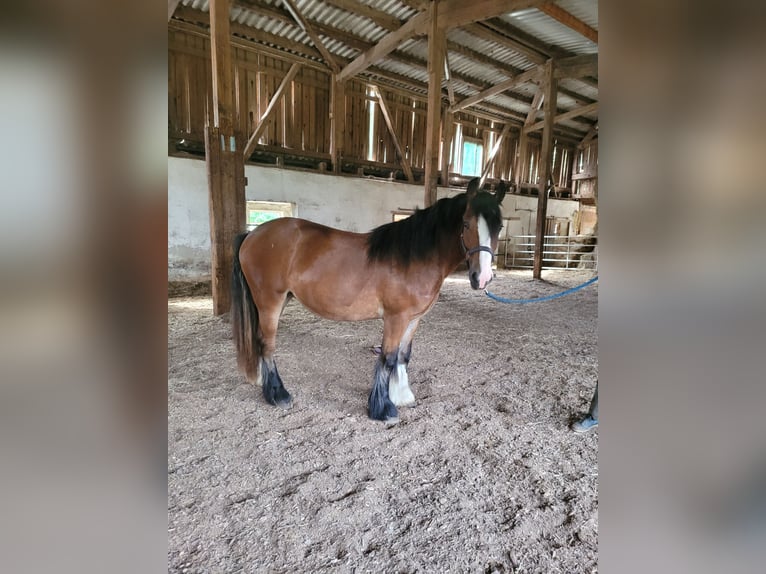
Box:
<box><xmin>246</xmin><ymin>201</ymin><xmax>293</xmax><ymax>231</ymax></box>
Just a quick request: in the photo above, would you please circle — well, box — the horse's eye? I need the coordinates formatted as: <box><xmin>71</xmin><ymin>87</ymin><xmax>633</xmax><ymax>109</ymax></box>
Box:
<box><xmin>463</xmin><ymin>221</ymin><xmax>469</xmax><ymax>230</ymax></box>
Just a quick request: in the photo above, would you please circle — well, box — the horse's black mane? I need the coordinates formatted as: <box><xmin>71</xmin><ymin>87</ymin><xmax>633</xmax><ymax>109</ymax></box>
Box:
<box><xmin>367</xmin><ymin>188</ymin><xmax>503</xmax><ymax>266</ymax></box>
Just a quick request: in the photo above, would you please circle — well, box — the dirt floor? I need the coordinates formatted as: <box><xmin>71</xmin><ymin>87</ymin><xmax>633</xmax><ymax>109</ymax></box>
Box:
<box><xmin>168</xmin><ymin>269</ymin><xmax>598</xmax><ymax>573</ymax></box>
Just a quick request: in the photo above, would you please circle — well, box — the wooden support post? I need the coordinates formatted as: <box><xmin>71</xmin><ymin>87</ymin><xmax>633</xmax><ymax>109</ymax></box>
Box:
<box><xmin>330</xmin><ymin>77</ymin><xmax>345</xmax><ymax>174</ymax></box>
<box><xmin>373</xmin><ymin>86</ymin><xmax>414</xmax><ymax>182</ymax></box>
<box><xmin>424</xmin><ymin>0</ymin><xmax>443</xmax><ymax>206</ymax></box>
<box><xmin>440</xmin><ymin>106</ymin><xmax>453</xmax><ymax>186</ymax></box>
<box><xmin>206</xmin><ymin>0</ymin><xmax>246</xmax><ymax>315</ymax></box>
<box><xmin>533</xmin><ymin>59</ymin><xmax>557</xmax><ymax>279</ymax></box>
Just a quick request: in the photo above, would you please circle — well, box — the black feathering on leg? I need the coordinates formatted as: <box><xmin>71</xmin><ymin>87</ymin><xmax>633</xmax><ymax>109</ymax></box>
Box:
<box><xmin>368</xmin><ymin>353</ymin><xmax>398</xmax><ymax>422</ymax></box>
<box><xmin>262</xmin><ymin>359</ymin><xmax>292</xmax><ymax>409</ymax></box>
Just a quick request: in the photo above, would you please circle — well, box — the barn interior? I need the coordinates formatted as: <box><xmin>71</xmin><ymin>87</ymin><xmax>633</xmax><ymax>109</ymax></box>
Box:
<box><xmin>167</xmin><ymin>0</ymin><xmax>598</xmax><ymax>309</ymax></box>
<box><xmin>168</xmin><ymin>2</ymin><xmax>599</xmax><ymax>572</ymax></box>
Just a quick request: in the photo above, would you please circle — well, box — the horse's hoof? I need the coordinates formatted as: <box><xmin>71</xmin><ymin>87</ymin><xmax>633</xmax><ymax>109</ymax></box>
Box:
<box><xmin>384</xmin><ymin>416</ymin><xmax>400</xmax><ymax>426</ymax></box>
<box><xmin>275</xmin><ymin>397</ymin><xmax>293</xmax><ymax>410</ymax></box>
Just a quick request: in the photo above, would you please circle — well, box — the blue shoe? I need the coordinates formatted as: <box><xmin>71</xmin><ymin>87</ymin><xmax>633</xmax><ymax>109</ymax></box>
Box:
<box><xmin>571</xmin><ymin>416</ymin><xmax>598</xmax><ymax>433</ymax></box>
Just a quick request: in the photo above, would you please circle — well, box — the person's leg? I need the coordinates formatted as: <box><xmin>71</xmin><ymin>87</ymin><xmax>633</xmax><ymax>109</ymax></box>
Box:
<box><xmin>571</xmin><ymin>383</ymin><xmax>598</xmax><ymax>433</ymax></box>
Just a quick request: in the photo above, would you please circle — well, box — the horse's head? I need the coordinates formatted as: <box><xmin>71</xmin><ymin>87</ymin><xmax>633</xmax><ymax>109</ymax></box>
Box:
<box><xmin>461</xmin><ymin>178</ymin><xmax>506</xmax><ymax>290</ymax></box>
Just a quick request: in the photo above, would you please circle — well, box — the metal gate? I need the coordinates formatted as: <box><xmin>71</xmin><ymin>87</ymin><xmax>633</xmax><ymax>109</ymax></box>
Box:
<box><xmin>503</xmin><ymin>235</ymin><xmax>598</xmax><ymax>270</ymax></box>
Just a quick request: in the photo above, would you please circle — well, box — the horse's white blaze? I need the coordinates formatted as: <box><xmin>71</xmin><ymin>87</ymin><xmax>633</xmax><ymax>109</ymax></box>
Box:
<box><xmin>477</xmin><ymin>215</ymin><xmax>493</xmax><ymax>289</ymax></box>
<box><xmin>389</xmin><ymin>363</ymin><xmax>415</xmax><ymax>407</ymax></box>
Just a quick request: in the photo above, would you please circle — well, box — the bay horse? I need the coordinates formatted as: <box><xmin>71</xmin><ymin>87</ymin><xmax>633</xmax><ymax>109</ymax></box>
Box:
<box><xmin>231</xmin><ymin>178</ymin><xmax>507</xmax><ymax>423</ymax></box>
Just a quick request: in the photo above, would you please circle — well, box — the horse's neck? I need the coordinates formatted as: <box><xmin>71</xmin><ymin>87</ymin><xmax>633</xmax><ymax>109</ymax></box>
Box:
<box><xmin>436</xmin><ymin>228</ymin><xmax>465</xmax><ymax>278</ymax></box>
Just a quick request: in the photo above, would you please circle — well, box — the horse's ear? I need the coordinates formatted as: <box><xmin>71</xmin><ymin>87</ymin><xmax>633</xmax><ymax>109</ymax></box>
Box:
<box><xmin>495</xmin><ymin>181</ymin><xmax>507</xmax><ymax>205</ymax></box>
<box><xmin>466</xmin><ymin>177</ymin><xmax>480</xmax><ymax>199</ymax></box>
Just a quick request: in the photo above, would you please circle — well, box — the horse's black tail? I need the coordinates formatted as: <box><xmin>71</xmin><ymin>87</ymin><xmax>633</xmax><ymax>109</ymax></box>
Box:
<box><xmin>231</xmin><ymin>232</ymin><xmax>263</xmax><ymax>382</ymax></box>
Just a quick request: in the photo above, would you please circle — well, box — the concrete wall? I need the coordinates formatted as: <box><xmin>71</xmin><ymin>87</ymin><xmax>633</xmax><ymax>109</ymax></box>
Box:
<box><xmin>168</xmin><ymin>156</ymin><xmax>584</xmax><ymax>281</ymax></box>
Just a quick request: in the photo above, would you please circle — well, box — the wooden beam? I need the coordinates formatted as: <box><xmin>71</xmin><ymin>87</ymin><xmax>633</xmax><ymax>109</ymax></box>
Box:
<box><xmin>449</xmin><ymin>66</ymin><xmax>540</xmax><ymax>113</ymax></box>
<box><xmin>330</xmin><ymin>77</ymin><xmax>345</xmax><ymax>173</ymax></box>
<box><xmin>281</xmin><ymin>0</ymin><xmax>339</xmax><ymax>73</ymax></box>
<box><xmin>540</xmin><ymin>2</ymin><xmax>598</xmax><ymax>43</ymax></box>
<box><xmin>209</xmin><ymin>0</ymin><xmax>234</xmax><ymax>131</ymax></box>
<box><xmin>464</xmin><ymin>22</ymin><xmax>547</xmax><ymax>66</ymax></box>
<box><xmin>337</xmin><ymin>10</ymin><xmax>429</xmax><ymax>82</ymax></box>
<box><xmin>174</xmin><ymin>6</ymin><xmax>595</xmax><ymax>134</ymax></box>
<box><xmin>243</xmin><ymin>63</ymin><xmax>301</xmax><ymax>161</ymax></box>
<box><xmin>514</xmin><ymin>86</ymin><xmax>542</xmax><ymax>187</ymax></box>
<box><xmin>444</xmin><ymin>49</ymin><xmax>456</xmax><ymax>107</ymax></box>
<box><xmin>424</xmin><ymin>1</ymin><xmax>443</xmax><ymax>206</ymax></box>
<box><xmin>207</xmin><ymin>0</ymin><xmax>246</xmax><ymax>315</ymax></box>
<box><xmin>525</xmin><ymin>88</ymin><xmax>544</xmax><ymax>124</ymax></box>
<box><xmin>524</xmin><ymin>101</ymin><xmax>597</xmax><ymax>133</ymax></box>
<box><xmin>479</xmin><ymin>122</ymin><xmax>512</xmax><ymax>187</ymax></box>
<box><xmin>322</xmin><ymin>0</ymin><xmax>402</xmax><ymax>30</ymax></box>
<box><xmin>168</xmin><ymin>0</ymin><xmax>181</xmax><ymax>22</ymax></box>
<box><xmin>554</xmin><ymin>54</ymin><xmax>598</xmax><ymax>79</ymax></box>
<box><xmin>440</xmin><ymin>107</ymin><xmax>454</xmax><ymax>185</ymax></box>
<box><xmin>372</xmin><ymin>86</ymin><xmax>414</xmax><ymax>182</ymax></box>
<box><xmin>533</xmin><ymin>59</ymin><xmax>557</xmax><ymax>279</ymax></box>
<box><xmin>578</xmin><ymin>122</ymin><xmax>598</xmax><ymax>148</ymax></box>
<box><xmin>437</xmin><ymin>0</ymin><xmax>544</xmax><ymax>30</ymax></box>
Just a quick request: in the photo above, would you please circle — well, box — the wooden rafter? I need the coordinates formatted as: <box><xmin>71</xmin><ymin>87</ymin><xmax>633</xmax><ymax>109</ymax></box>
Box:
<box><xmin>281</xmin><ymin>0</ymin><xmax>339</xmax><ymax>73</ymax></box>
<box><xmin>525</xmin><ymin>89</ymin><xmax>544</xmax><ymax>125</ymax></box>
<box><xmin>175</xmin><ymin>16</ymin><xmax>593</xmax><ymax>142</ymax></box>
<box><xmin>172</xmin><ymin>6</ymin><xmax>596</xmax><ymax>133</ymax></box>
<box><xmin>554</xmin><ymin>54</ymin><xmax>598</xmax><ymax>79</ymax></box>
<box><xmin>481</xmin><ymin>17</ymin><xmax>598</xmax><ymax>88</ymax></box>
<box><xmin>540</xmin><ymin>2</ymin><xmax>598</xmax><ymax>43</ymax></box>
<box><xmin>243</xmin><ymin>63</ymin><xmax>301</xmax><ymax>160</ymax></box>
<box><xmin>479</xmin><ymin>122</ymin><xmax>513</xmax><ymax>187</ymax></box>
<box><xmin>579</xmin><ymin>123</ymin><xmax>598</xmax><ymax>148</ymax></box>
<box><xmin>524</xmin><ymin>101</ymin><xmax>597</xmax><ymax>133</ymax></box>
<box><xmin>464</xmin><ymin>22</ymin><xmax>547</xmax><ymax>65</ymax></box>
<box><xmin>337</xmin><ymin>10</ymin><xmax>429</xmax><ymax>82</ymax></box>
<box><xmin>449</xmin><ymin>66</ymin><xmax>540</xmax><ymax>113</ymax></box>
<box><xmin>372</xmin><ymin>86</ymin><xmax>414</xmax><ymax>182</ymax></box>
<box><xmin>443</xmin><ymin>43</ymin><xmax>456</xmax><ymax>107</ymax></box>
<box><xmin>322</xmin><ymin>0</ymin><xmax>402</xmax><ymax>30</ymax></box>
<box><xmin>437</xmin><ymin>0</ymin><xmax>544</xmax><ymax>30</ymax></box>
<box><xmin>168</xmin><ymin>0</ymin><xmax>181</xmax><ymax>22</ymax></box>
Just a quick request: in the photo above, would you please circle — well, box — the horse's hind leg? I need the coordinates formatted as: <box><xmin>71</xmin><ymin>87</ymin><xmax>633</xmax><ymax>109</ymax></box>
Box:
<box><xmin>389</xmin><ymin>318</ymin><xmax>420</xmax><ymax>408</ymax></box>
<box><xmin>257</xmin><ymin>294</ymin><xmax>292</xmax><ymax>409</ymax></box>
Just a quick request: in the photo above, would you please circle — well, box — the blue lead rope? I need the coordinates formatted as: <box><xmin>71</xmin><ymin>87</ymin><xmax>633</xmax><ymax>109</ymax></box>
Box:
<box><xmin>484</xmin><ymin>275</ymin><xmax>598</xmax><ymax>304</ymax></box>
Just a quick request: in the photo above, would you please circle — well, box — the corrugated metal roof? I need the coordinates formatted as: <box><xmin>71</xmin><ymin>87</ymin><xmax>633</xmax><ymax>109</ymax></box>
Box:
<box><xmin>500</xmin><ymin>8</ymin><xmax>597</xmax><ymax>55</ymax></box>
<box><xmin>447</xmin><ymin>28</ymin><xmax>540</xmax><ymax>72</ymax></box>
<box><xmin>554</xmin><ymin>0</ymin><xmax>598</xmax><ymax>29</ymax></box>
<box><xmin>173</xmin><ymin>0</ymin><xmax>598</xmax><ymax>135</ymax></box>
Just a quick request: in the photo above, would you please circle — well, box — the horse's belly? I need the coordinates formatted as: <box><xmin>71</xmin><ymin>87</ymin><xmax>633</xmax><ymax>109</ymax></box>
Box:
<box><xmin>290</xmin><ymin>286</ymin><xmax>381</xmax><ymax>322</ymax></box>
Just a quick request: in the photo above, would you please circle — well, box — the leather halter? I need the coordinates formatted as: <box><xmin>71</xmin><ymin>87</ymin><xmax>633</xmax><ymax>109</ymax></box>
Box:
<box><xmin>460</xmin><ymin>232</ymin><xmax>495</xmax><ymax>261</ymax></box>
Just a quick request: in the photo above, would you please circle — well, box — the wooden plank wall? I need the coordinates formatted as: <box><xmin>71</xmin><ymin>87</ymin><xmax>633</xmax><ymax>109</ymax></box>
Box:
<box><xmin>573</xmin><ymin>140</ymin><xmax>598</xmax><ymax>200</ymax></box>
<box><xmin>168</xmin><ymin>28</ymin><xmax>579</xmax><ymax>186</ymax></box>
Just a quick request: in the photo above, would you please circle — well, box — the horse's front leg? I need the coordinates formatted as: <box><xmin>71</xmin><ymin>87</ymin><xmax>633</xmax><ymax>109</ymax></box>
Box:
<box><xmin>368</xmin><ymin>314</ymin><xmax>410</xmax><ymax>422</ymax></box>
<box><xmin>388</xmin><ymin>318</ymin><xmax>420</xmax><ymax>408</ymax></box>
